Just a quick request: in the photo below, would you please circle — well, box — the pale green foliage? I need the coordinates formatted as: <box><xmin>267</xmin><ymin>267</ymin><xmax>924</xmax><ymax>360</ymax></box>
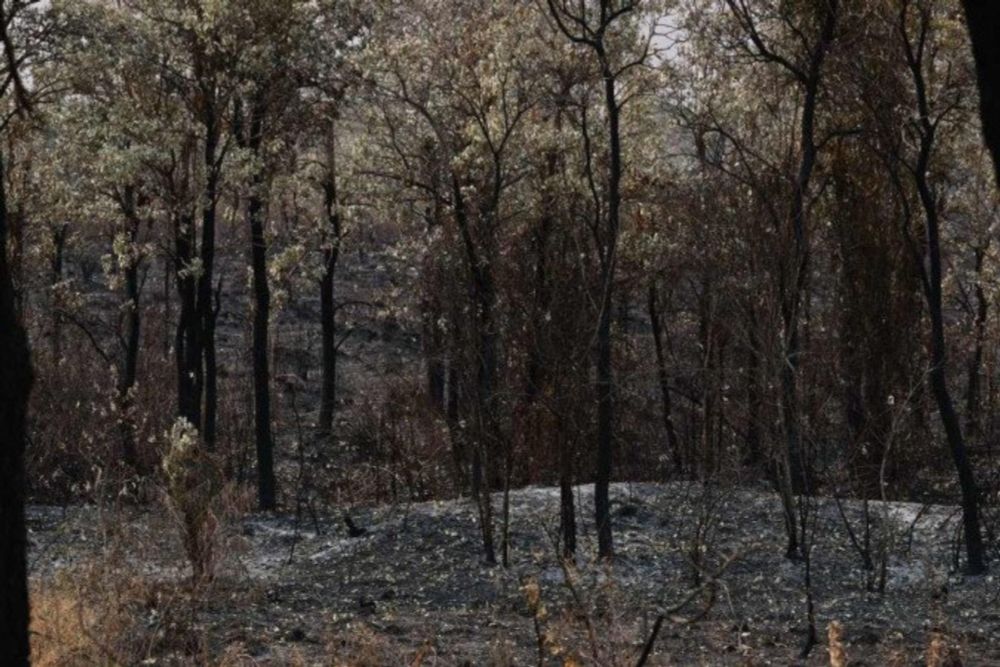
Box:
<box><xmin>163</xmin><ymin>418</ymin><xmax>222</xmax><ymax>582</ymax></box>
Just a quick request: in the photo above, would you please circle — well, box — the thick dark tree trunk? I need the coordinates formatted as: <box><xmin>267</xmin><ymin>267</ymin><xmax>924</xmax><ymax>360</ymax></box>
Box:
<box><xmin>962</xmin><ymin>1</ymin><xmax>1000</xmax><ymax>186</ymax></box>
<box><xmin>0</xmin><ymin>149</ymin><xmax>32</xmax><ymax>666</ymax></box>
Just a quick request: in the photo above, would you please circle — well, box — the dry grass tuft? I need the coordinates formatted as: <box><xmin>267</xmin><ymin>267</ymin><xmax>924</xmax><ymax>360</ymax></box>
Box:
<box><xmin>30</xmin><ymin>563</ymin><xmax>180</xmax><ymax>665</ymax></box>
<box><xmin>326</xmin><ymin>622</ymin><xmax>432</xmax><ymax>666</ymax></box>
<box><xmin>827</xmin><ymin>620</ymin><xmax>847</xmax><ymax>667</ymax></box>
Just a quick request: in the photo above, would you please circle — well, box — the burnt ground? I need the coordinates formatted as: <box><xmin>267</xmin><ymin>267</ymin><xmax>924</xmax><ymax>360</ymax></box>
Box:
<box><xmin>27</xmin><ymin>482</ymin><xmax>1000</xmax><ymax>665</ymax></box>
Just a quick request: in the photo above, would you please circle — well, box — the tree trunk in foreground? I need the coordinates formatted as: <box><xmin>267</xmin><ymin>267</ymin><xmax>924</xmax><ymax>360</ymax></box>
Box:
<box><xmin>962</xmin><ymin>1</ymin><xmax>1000</xmax><ymax>186</ymax></box>
<box><xmin>0</xmin><ymin>149</ymin><xmax>33</xmax><ymax>666</ymax></box>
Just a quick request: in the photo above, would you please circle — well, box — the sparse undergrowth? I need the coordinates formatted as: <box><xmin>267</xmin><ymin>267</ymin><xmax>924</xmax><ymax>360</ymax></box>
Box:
<box><xmin>27</xmin><ymin>483</ymin><xmax>1000</xmax><ymax>665</ymax></box>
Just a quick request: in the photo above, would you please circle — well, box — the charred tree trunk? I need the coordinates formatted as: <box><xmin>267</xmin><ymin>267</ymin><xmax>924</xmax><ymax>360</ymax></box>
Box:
<box><xmin>175</xmin><ymin>211</ymin><xmax>202</xmax><ymax>429</ymax></box>
<box><xmin>0</xmin><ymin>148</ymin><xmax>32</xmax><ymax>667</ymax></box>
<box><xmin>966</xmin><ymin>246</ymin><xmax>988</xmax><ymax>436</ymax></box>
<box><xmin>426</xmin><ymin>330</ymin><xmax>445</xmax><ymax>411</ymax></box>
<box><xmin>744</xmin><ymin>309</ymin><xmax>764</xmax><ymax>467</ymax></box>
<box><xmin>648</xmin><ymin>284</ymin><xmax>682</xmax><ymax>473</ymax></box>
<box><xmin>962</xmin><ymin>0</ymin><xmax>1000</xmax><ymax>186</ymax></box>
<box><xmin>777</xmin><ymin>3</ymin><xmax>837</xmax><ymax>557</ymax></box>
<box><xmin>698</xmin><ymin>279</ymin><xmax>720</xmax><ymax>479</ymax></box>
<box><xmin>546</xmin><ymin>0</ymin><xmax>640</xmax><ymax>562</ymax></box>
<box><xmin>235</xmin><ymin>97</ymin><xmax>276</xmax><ymax>510</ymax></box>
<box><xmin>317</xmin><ymin>119</ymin><xmax>342</xmax><ymax>437</ymax></box>
<box><xmin>594</xmin><ymin>52</ymin><xmax>622</xmax><ymax>562</ymax></box>
<box><xmin>118</xmin><ymin>185</ymin><xmax>143</xmax><ymax>468</ymax></box>
<box><xmin>445</xmin><ymin>361</ymin><xmax>467</xmax><ymax>492</ymax></box>
<box><xmin>198</xmin><ymin>106</ymin><xmax>221</xmax><ymax>449</ymax></box>
<box><xmin>452</xmin><ymin>176</ymin><xmax>497</xmax><ymax>565</ymax></box>
<box><xmin>901</xmin><ymin>7</ymin><xmax>987</xmax><ymax>571</ymax></box>
<box><xmin>559</xmin><ymin>427</ymin><xmax>577</xmax><ymax>558</ymax></box>
<box><xmin>248</xmin><ymin>202</ymin><xmax>274</xmax><ymax>510</ymax></box>
<box><xmin>916</xmin><ymin>165</ymin><xmax>987</xmax><ymax>574</ymax></box>
<box><xmin>48</xmin><ymin>224</ymin><xmax>67</xmax><ymax>361</ymax></box>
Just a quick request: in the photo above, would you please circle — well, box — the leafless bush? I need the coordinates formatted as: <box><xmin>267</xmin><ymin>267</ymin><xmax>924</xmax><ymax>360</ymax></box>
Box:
<box><xmin>337</xmin><ymin>375</ymin><xmax>454</xmax><ymax>504</ymax></box>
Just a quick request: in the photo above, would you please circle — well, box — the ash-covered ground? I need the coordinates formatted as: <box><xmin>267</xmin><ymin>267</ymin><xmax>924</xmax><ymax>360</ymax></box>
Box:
<box><xmin>27</xmin><ymin>482</ymin><xmax>1000</xmax><ymax>665</ymax></box>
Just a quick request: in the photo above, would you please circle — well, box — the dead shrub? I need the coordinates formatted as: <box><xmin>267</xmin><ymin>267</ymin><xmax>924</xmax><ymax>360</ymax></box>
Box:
<box><xmin>326</xmin><ymin>622</ymin><xmax>429</xmax><ymax>666</ymax></box>
<box><xmin>336</xmin><ymin>374</ymin><xmax>454</xmax><ymax>504</ymax></box>
<box><xmin>30</xmin><ymin>545</ymin><xmax>192</xmax><ymax>664</ymax></box>
<box><xmin>163</xmin><ymin>417</ymin><xmax>225</xmax><ymax>584</ymax></box>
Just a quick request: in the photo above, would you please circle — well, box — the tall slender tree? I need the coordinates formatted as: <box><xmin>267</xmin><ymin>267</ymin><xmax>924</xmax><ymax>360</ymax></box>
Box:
<box><xmin>545</xmin><ymin>0</ymin><xmax>653</xmax><ymax>561</ymax></box>
<box><xmin>0</xmin><ymin>1</ymin><xmax>34</xmax><ymax>661</ymax></box>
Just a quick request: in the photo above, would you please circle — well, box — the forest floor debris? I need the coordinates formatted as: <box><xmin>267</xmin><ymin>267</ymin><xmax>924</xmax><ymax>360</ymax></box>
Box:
<box><xmin>27</xmin><ymin>482</ymin><xmax>1000</xmax><ymax>665</ymax></box>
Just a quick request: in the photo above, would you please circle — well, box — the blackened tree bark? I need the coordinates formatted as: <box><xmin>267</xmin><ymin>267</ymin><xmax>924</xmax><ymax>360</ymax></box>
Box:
<box><xmin>648</xmin><ymin>283</ymin><xmax>682</xmax><ymax>473</ymax></box>
<box><xmin>962</xmin><ymin>0</ymin><xmax>1000</xmax><ymax>185</ymax></box>
<box><xmin>187</xmin><ymin>34</ymin><xmax>226</xmax><ymax>449</ymax></box>
<box><xmin>594</xmin><ymin>52</ymin><xmax>622</xmax><ymax>561</ymax></box>
<box><xmin>235</xmin><ymin>96</ymin><xmax>276</xmax><ymax>510</ymax></box>
<box><xmin>897</xmin><ymin>0</ymin><xmax>986</xmax><ymax>573</ymax></box>
<box><xmin>724</xmin><ymin>0</ymin><xmax>838</xmax><ymax>559</ymax></box>
<box><xmin>317</xmin><ymin>118</ymin><xmax>342</xmax><ymax>437</ymax></box>
<box><xmin>965</xmin><ymin>245</ymin><xmax>988</xmax><ymax>436</ymax></box>
<box><xmin>48</xmin><ymin>223</ymin><xmax>67</xmax><ymax>360</ymax></box>
<box><xmin>198</xmin><ymin>108</ymin><xmax>221</xmax><ymax>449</ymax></box>
<box><xmin>174</xmin><ymin>208</ymin><xmax>202</xmax><ymax>429</ymax></box>
<box><xmin>451</xmin><ymin>176</ymin><xmax>498</xmax><ymax>565</ymax></box>
<box><xmin>116</xmin><ymin>184</ymin><xmax>144</xmax><ymax>467</ymax></box>
<box><xmin>744</xmin><ymin>308</ymin><xmax>763</xmax><ymax>467</ymax></box>
<box><xmin>0</xmin><ymin>148</ymin><xmax>32</xmax><ymax>666</ymax></box>
<box><xmin>0</xmin><ymin>16</ymin><xmax>31</xmax><ymax>653</ymax></box>
<box><xmin>547</xmin><ymin>0</ymin><xmax>646</xmax><ymax>561</ymax></box>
